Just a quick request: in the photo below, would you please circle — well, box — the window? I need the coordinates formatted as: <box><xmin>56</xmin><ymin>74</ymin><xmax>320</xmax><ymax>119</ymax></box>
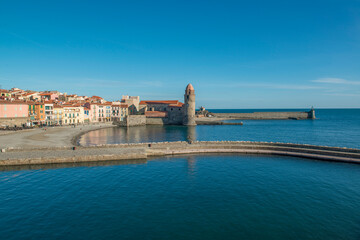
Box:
<box><xmin>65</xmin><ymin>114</ymin><xmax>67</xmax><ymax>117</ymax></box>
<box><xmin>40</xmin><ymin>110</ymin><xmax>43</xmax><ymax>113</ymax></box>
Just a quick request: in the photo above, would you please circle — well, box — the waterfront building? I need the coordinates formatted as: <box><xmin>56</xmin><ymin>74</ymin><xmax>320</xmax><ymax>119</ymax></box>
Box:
<box><xmin>34</xmin><ymin>103</ymin><xmax>45</xmax><ymax>125</ymax></box>
<box><xmin>44</xmin><ymin>101</ymin><xmax>54</xmax><ymax>125</ymax></box>
<box><xmin>27</xmin><ymin>101</ymin><xmax>37</xmax><ymax>123</ymax></box>
<box><xmin>0</xmin><ymin>100</ymin><xmax>28</xmax><ymax>118</ymax></box>
<box><xmin>62</xmin><ymin>104</ymin><xmax>84</xmax><ymax>125</ymax></box>
<box><xmin>111</xmin><ymin>102</ymin><xmax>128</xmax><ymax>121</ymax></box>
<box><xmin>97</xmin><ymin>104</ymin><xmax>106</xmax><ymax>122</ymax></box>
<box><xmin>83</xmin><ymin>103</ymin><xmax>99</xmax><ymax>123</ymax></box>
<box><xmin>104</xmin><ymin>102</ymin><xmax>112</xmax><ymax>122</ymax></box>
<box><xmin>84</xmin><ymin>107</ymin><xmax>90</xmax><ymax>123</ymax></box>
<box><xmin>121</xmin><ymin>95</ymin><xmax>140</xmax><ymax>114</ymax></box>
<box><xmin>134</xmin><ymin>84</ymin><xmax>196</xmax><ymax>125</ymax></box>
<box><xmin>0</xmin><ymin>100</ymin><xmax>30</xmax><ymax>127</ymax></box>
<box><xmin>53</xmin><ymin>105</ymin><xmax>63</xmax><ymax>125</ymax></box>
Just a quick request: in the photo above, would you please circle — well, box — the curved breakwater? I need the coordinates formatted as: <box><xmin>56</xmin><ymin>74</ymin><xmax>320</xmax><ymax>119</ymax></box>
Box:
<box><xmin>1</xmin><ymin>141</ymin><xmax>359</xmax><ymax>166</ymax></box>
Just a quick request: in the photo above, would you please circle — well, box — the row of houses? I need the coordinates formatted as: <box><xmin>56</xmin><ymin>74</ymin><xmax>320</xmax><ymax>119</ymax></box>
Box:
<box><xmin>0</xmin><ymin>88</ymin><xmax>140</xmax><ymax>127</ymax></box>
<box><xmin>0</xmin><ymin>100</ymin><xmax>131</xmax><ymax>126</ymax></box>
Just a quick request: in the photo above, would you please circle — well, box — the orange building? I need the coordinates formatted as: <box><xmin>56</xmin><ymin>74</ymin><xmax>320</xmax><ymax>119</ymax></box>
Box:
<box><xmin>27</xmin><ymin>102</ymin><xmax>45</xmax><ymax>124</ymax></box>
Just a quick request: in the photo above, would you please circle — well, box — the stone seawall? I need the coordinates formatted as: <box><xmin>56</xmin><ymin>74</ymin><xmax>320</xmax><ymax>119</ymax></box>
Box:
<box><xmin>214</xmin><ymin>111</ymin><xmax>311</xmax><ymax>120</ymax></box>
<box><xmin>0</xmin><ymin>117</ymin><xmax>30</xmax><ymax>127</ymax></box>
<box><xmin>115</xmin><ymin>115</ymin><xmax>146</xmax><ymax>127</ymax></box>
<box><xmin>146</xmin><ymin>117</ymin><xmax>167</xmax><ymax>125</ymax></box>
<box><xmin>1</xmin><ymin>141</ymin><xmax>359</xmax><ymax>167</ymax></box>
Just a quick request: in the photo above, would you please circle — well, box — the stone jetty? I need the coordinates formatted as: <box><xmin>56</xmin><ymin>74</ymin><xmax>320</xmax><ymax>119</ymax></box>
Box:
<box><xmin>1</xmin><ymin>141</ymin><xmax>359</xmax><ymax>167</ymax></box>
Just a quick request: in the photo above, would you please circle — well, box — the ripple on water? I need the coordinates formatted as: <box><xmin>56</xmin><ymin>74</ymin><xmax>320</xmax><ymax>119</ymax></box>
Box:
<box><xmin>0</xmin><ymin>154</ymin><xmax>360</xmax><ymax>239</ymax></box>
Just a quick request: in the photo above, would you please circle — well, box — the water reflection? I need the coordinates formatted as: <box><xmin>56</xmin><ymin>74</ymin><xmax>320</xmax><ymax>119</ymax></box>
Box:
<box><xmin>80</xmin><ymin>125</ymin><xmax>196</xmax><ymax>146</ymax></box>
<box><xmin>79</xmin><ymin>109</ymin><xmax>360</xmax><ymax>149</ymax></box>
<box><xmin>186</xmin><ymin>155</ymin><xmax>197</xmax><ymax>176</ymax></box>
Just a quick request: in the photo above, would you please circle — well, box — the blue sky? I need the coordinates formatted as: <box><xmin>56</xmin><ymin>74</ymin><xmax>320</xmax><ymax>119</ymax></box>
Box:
<box><xmin>0</xmin><ymin>0</ymin><xmax>359</xmax><ymax>108</ymax></box>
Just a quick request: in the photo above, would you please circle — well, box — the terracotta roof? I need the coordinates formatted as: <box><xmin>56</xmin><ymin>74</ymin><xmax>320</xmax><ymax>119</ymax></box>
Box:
<box><xmin>91</xmin><ymin>96</ymin><xmax>103</xmax><ymax>99</ymax></box>
<box><xmin>0</xmin><ymin>100</ymin><xmax>29</xmax><ymax>105</ymax></box>
<box><xmin>139</xmin><ymin>100</ymin><xmax>182</xmax><ymax>105</ymax></box>
<box><xmin>0</xmin><ymin>89</ymin><xmax>9</xmax><ymax>93</ymax></box>
<box><xmin>24</xmin><ymin>92</ymin><xmax>37</xmax><ymax>96</ymax></box>
<box><xmin>169</xmin><ymin>102</ymin><xmax>184</xmax><ymax>107</ymax></box>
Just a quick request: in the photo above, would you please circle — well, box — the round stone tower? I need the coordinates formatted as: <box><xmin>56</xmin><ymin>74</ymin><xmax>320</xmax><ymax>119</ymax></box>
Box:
<box><xmin>183</xmin><ymin>83</ymin><xmax>196</xmax><ymax>126</ymax></box>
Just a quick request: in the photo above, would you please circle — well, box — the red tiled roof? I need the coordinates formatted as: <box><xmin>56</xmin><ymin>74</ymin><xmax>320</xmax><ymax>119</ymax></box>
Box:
<box><xmin>0</xmin><ymin>100</ymin><xmax>29</xmax><ymax>105</ymax></box>
<box><xmin>91</xmin><ymin>95</ymin><xmax>103</xmax><ymax>99</ymax></box>
<box><xmin>139</xmin><ymin>100</ymin><xmax>183</xmax><ymax>105</ymax></box>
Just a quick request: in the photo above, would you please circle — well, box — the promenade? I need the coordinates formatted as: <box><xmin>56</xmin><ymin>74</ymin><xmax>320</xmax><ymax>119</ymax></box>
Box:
<box><xmin>0</xmin><ymin>123</ymin><xmax>115</xmax><ymax>149</ymax></box>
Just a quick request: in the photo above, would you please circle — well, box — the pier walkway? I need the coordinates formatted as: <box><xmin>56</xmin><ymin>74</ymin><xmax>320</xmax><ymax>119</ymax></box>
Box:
<box><xmin>0</xmin><ymin>141</ymin><xmax>359</xmax><ymax>166</ymax></box>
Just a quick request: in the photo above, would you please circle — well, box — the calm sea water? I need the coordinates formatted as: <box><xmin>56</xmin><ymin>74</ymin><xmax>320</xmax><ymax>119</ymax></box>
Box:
<box><xmin>1</xmin><ymin>155</ymin><xmax>360</xmax><ymax>239</ymax></box>
<box><xmin>1</xmin><ymin>109</ymin><xmax>360</xmax><ymax>239</ymax></box>
<box><xmin>80</xmin><ymin>109</ymin><xmax>360</xmax><ymax>149</ymax></box>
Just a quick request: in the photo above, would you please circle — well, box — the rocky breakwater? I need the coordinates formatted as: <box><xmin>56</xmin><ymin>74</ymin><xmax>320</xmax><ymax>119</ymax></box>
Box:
<box><xmin>1</xmin><ymin>141</ymin><xmax>359</xmax><ymax>167</ymax></box>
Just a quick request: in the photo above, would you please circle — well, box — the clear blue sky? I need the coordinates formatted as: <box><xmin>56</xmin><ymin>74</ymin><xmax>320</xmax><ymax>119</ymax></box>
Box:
<box><xmin>1</xmin><ymin>0</ymin><xmax>359</xmax><ymax>108</ymax></box>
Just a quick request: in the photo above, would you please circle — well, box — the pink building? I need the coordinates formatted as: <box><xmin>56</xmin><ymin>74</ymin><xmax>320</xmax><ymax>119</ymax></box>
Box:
<box><xmin>84</xmin><ymin>102</ymin><xmax>100</xmax><ymax>122</ymax></box>
<box><xmin>0</xmin><ymin>100</ymin><xmax>29</xmax><ymax>118</ymax></box>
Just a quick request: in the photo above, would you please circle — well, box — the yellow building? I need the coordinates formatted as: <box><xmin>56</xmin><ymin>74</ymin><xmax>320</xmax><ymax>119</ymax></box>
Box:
<box><xmin>53</xmin><ymin>105</ymin><xmax>63</xmax><ymax>125</ymax></box>
<box><xmin>62</xmin><ymin>104</ymin><xmax>84</xmax><ymax>125</ymax></box>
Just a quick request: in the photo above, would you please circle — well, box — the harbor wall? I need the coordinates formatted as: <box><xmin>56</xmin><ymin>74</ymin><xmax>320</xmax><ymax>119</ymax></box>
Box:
<box><xmin>0</xmin><ymin>117</ymin><xmax>30</xmax><ymax>127</ymax></box>
<box><xmin>1</xmin><ymin>141</ymin><xmax>359</xmax><ymax>167</ymax></box>
<box><xmin>214</xmin><ymin>111</ymin><xmax>311</xmax><ymax>120</ymax></box>
<box><xmin>116</xmin><ymin>115</ymin><xmax>146</xmax><ymax>127</ymax></box>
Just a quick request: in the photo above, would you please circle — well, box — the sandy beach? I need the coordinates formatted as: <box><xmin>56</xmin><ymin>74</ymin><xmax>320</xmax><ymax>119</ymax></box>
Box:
<box><xmin>0</xmin><ymin>123</ymin><xmax>115</xmax><ymax>150</ymax></box>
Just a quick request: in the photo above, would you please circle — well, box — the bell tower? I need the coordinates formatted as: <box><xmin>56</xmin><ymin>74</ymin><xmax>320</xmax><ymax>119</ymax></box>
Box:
<box><xmin>183</xmin><ymin>84</ymin><xmax>196</xmax><ymax>126</ymax></box>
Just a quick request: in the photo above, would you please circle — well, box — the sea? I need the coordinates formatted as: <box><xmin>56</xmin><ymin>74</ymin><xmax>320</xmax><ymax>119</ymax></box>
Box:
<box><xmin>79</xmin><ymin>109</ymin><xmax>360</xmax><ymax>149</ymax></box>
<box><xmin>1</xmin><ymin>109</ymin><xmax>360</xmax><ymax>240</ymax></box>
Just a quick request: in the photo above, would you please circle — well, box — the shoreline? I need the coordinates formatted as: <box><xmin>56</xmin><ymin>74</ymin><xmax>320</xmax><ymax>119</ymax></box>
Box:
<box><xmin>0</xmin><ymin>123</ymin><xmax>116</xmax><ymax>150</ymax></box>
<box><xmin>71</xmin><ymin>123</ymin><xmax>116</xmax><ymax>146</ymax></box>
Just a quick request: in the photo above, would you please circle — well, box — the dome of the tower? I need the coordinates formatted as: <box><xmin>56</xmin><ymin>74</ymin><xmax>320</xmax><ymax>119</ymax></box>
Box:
<box><xmin>186</xmin><ymin>84</ymin><xmax>194</xmax><ymax>91</ymax></box>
